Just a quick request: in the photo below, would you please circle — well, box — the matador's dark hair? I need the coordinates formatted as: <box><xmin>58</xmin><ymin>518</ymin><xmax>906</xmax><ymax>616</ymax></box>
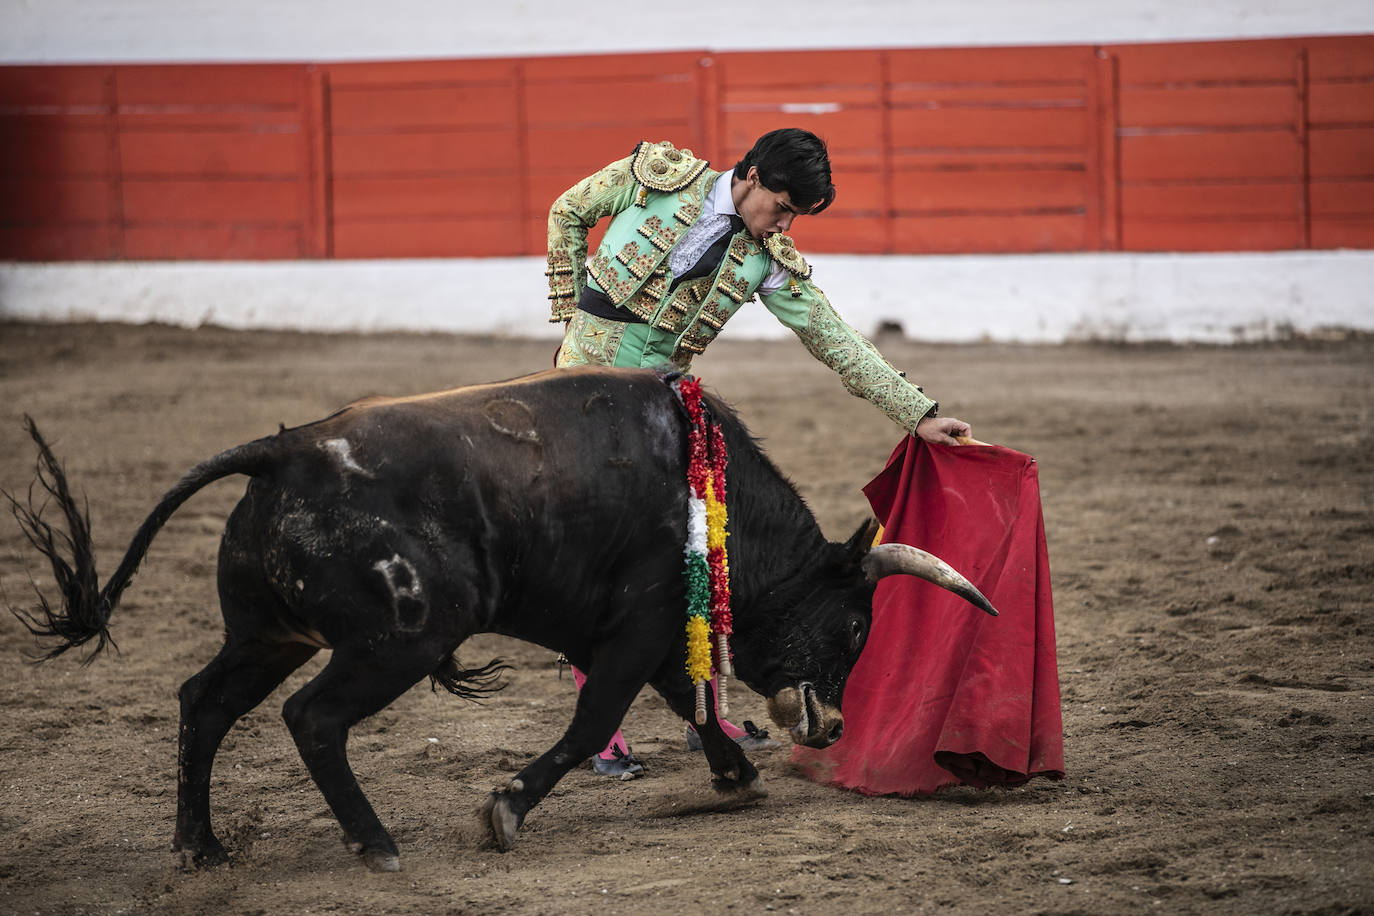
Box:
<box><xmin>733</xmin><ymin>128</ymin><xmax>837</xmax><ymax>215</ymax></box>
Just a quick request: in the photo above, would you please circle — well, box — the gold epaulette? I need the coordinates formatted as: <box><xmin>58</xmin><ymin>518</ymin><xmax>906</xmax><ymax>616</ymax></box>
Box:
<box><xmin>631</xmin><ymin>140</ymin><xmax>710</xmax><ymax>193</ymax></box>
<box><xmin>765</xmin><ymin>234</ymin><xmax>812</xmax><ymax>280</ymax></box>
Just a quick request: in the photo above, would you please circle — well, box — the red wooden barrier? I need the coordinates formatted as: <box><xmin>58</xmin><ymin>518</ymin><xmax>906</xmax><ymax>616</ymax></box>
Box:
<box><xmin>1</xmin><ymin>34</ymin><xmax>1370</xmax><ymax>261</ymax></box>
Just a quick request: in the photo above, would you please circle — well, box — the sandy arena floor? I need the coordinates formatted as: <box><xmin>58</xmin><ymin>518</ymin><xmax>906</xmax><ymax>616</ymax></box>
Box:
<box><xmin>0</xmin><ymin>321</ymin><xmax>1370</xmax><ymax>914</ymax></box>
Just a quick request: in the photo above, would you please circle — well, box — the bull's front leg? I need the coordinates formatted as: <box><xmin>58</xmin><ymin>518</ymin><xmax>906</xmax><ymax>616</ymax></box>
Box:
<box><xmin>652</xmin><ymin>672</ymin><xmax>766</xmax><ymax>798</ymax></box>
<box><xmin>479</xmin><ymin>645</ymin><xmax>652</xmax><ymax>851</ymax></box>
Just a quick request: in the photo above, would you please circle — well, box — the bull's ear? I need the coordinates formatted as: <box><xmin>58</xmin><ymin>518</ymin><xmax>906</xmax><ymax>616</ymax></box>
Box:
<box><xmin>841</xmin><ymin>518</ymin><xmax>882</xmax><ymax>569</ymax></box>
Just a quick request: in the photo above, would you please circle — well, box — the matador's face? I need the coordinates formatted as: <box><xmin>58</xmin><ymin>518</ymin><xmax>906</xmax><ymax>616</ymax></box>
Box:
<box><xmin>733</xmin><ymin>167</ymin><xmax>799</xmax><ymax>242</ymax></box>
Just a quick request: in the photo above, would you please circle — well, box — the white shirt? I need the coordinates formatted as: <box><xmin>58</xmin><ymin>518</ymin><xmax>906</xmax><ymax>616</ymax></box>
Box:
<box><xmin>669</xmin><ymin>174</ymin><xmax>788</xmax><ymax>295</ymax></box>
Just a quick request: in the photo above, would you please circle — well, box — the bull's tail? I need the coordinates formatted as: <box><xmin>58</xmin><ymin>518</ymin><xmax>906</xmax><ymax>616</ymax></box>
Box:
<box><xmin>5</xmin><ymin>416</ymin><xmax>278</xmax><ymax>662</ymax></box>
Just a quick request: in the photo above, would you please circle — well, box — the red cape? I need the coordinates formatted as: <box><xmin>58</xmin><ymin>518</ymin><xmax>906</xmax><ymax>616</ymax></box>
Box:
<box><xmin>792</xmin><ymin>437</ymin><xmax>1064</xmax><ymax>795</ymax></box>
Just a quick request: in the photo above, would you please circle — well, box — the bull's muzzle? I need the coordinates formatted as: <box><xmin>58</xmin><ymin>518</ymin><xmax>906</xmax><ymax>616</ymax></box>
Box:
<box><xmin>766</xmin><ymin>682</ymin><xmax>843</xmax><ymax>748</ymax></box>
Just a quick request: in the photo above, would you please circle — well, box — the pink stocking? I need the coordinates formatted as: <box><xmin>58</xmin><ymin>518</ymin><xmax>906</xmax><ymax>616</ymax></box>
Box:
<box><xmin>571</xmin><ymin>666</ymin><xmax>629</xmax><ymax>760</ymax></box>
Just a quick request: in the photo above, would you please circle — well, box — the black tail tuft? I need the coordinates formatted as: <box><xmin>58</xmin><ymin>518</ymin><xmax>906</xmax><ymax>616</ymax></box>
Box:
<box><xmin>4</xmin><ymin>416</ymin><xmax>114</xmax><ymax>662</ymax></box>
<box><xmin>430</xmin><ymin>654</ymin><xmax>511</xmax><ymax>701</ymax></box>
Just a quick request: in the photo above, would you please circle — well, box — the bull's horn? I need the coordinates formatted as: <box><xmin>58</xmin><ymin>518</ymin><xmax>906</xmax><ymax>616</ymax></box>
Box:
<box><xmin>861</xmin><ymin>544</ymin><xmax>998</xmax><ymax>616</ymax></box>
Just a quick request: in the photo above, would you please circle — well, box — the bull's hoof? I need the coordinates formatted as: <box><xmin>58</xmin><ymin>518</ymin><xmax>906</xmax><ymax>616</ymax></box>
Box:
<box><xmin>343</xmin><ymin>832</ymin><xmax>400</xmax><ymax>871</ymax></box>
<box><xmin>710</xmin><ymin>773</ymin><xmax>767</xmax><ymax>799</ymax></box>
<box><xmin>362</xmin><ymin>849</ymin><xmax>402</xmax><ymax>872</ymax></box>
<box><xmin>173</xmin><ymin>839</ymin><xmax>228</xmax><ymax>870</ymax></box>
<box><xmin>478</xmin><ymin>791</ymin><xmax>523</xmax><ymax>851</ymax></box>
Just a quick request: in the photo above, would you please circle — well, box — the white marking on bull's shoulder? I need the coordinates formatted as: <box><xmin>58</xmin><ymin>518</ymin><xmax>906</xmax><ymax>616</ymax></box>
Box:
<box><xmin>373</xmin><ymin>553</ymin><xmax>428</xmax><ymax>631</ymax></box>
<box><xmin>321</xmin><ymin>438</ymin><xmax>375</xmax><ymax>479</ymax></box>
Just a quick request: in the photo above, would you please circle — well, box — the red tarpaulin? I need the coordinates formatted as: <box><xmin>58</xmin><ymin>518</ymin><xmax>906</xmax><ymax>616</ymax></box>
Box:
<box><xmin>792</xmin><ymin>437</ymin><xmax>1064</xmax><ymax>795</ymax></box>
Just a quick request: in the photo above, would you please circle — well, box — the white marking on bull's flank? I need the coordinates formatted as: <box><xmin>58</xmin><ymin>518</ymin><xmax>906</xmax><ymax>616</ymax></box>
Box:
<box><xmin>321</xmin><ymin>438</ymin><xmax>375</xmax><ymax>478</ymax></box>
<box><xmin>373</xmin><ymin>553</ymin><xmax>428</xmax><ymax>631</ymax></box>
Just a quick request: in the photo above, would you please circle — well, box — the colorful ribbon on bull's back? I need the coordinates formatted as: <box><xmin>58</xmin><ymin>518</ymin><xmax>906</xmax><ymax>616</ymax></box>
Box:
<box><xmin>676</xmin><ymin>377</ymin><xmax>734</xmax><ymax>725</ymax></box>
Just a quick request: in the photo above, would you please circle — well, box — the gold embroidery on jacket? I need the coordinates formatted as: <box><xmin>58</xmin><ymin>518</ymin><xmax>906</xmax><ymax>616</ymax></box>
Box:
<box><xmin>631</xmin><ymin>141</ymin><xmax>710</xmax><ymax>191</ymax></box>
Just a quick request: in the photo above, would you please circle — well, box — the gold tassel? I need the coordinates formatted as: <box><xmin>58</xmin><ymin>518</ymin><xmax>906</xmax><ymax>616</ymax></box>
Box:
<box><xmin>635</xmin><ymin>185</ymin><xmax>648</xmax><ymax>207</ymax></box>
<box><xmin>715</xmin><ymin>633</ymin><xmax>732</xmax><ymax>718</ymax></box>
<box><xmin>788</xmin><ymin>276</ymin><xmax>801</xmax><ymax>298</ymax></box>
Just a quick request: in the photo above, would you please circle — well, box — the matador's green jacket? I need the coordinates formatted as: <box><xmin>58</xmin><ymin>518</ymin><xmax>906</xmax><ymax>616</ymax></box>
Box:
<box><xmin>546</xmin><ymin>140</ymin><xmax>937</xmax><ymax>432</ymax></box>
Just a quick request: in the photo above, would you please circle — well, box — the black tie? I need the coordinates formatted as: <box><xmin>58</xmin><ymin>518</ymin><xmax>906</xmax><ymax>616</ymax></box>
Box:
<box><xmin>670</xmin><ymin>215</ymin><xmax>745</xmax><ymax>291</ymax></box>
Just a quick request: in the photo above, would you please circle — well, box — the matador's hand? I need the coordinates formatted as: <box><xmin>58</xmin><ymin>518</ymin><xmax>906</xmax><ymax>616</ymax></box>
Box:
<box><xmin>915</xmin><ymin>415</ymin><xmax>972</xmax><ymax>446</ymax></box>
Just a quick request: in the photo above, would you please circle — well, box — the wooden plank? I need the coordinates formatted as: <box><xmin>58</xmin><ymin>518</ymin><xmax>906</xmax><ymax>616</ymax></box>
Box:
<box><xmin>327</xmin><ymin>58</ymin><xmax>520</xmax><ymax>89</ymax></box>
<box><xmin>118</xmin><ymin>128</ymin><xmax>303</xmax><ymax>176</ymax></box>
<box><xmin>525</xmin><ymin>76</ymin><xmax>699</xmax><ymax>127</ymax></box>
<box><xmin>722</xmin><ymin>86</ymin><xmax>881</xmax><ymax>108</ymax></box>
<box><xmin>116</xmin><ymin>109</ymin><xmax>307</xmax><ymax>130</ymax></box>
<box><xmin>0</xmin><ymin>178</ymin><xmax>112</xmax><ymax>221</ymax></box>
<box><xmin>121</xmin><ymin>179</ymin><xmax>306</xmax><ymax>222</ymax></box>
<box><xmin>889</xmin><ymin>213</ymin><xmax>1089</xmax><ymax>253</ymax></box>
<box><xmin>892</xmin><ymin>149</ymin><xmax>1087</xmax><ymax>170</ymax></box>
<box><xmin>330</xmin><ymin>127</ymin><xmax>521</xmax><ymax>176</ymax></box>
<box><xmin>0</xmin><ymin>66</ymin><xmax>112</xmax><ymax>107</ymax></box>
<box><xmin>721</xmin><ymin>109</ymin><xmax>883</xmax><ymax>156</ymax></box>
<box><xmin>697</xmin><ymin>51</ymin><xmax>720</xmax><ymax>166</ymax></box>
<box><xmin>1309</xmin><ymin>180</ymin><xmax>1374</xmax><ymax>217</ymax></box>
<box><xmin>1305</xmin><ymin>35</ymin><xmax>1374</xmax><ymax>81</ymax></box>
<box><xmin>329</xmin><ymin>84</ymin><xmax>519</xmax><ymax>131</ymax></box>
<box><xmin>1119</xmin><ymin>85</ymin><xmax>1297</xmax><ymax>128</ymax></box>
<box><xmin>115</xmin><ymin>65</ymin><xmax>306</xmax><ymax>107</ymax></box>
<box><xmin>820</xmin><ymin>168</ymin><xmax>885</xmax><ymax>213</ymax></box>
<box><xmin>522</xmin><ymin>52</ymin><xmax>704</xmax><ymax>83</ymax></box>
<box><xmin>331</xmin><ymin>176</ymin><xmax>511</xmax><ymax>219</ymax></box>
<box><xmin>1121</xmin><ymin>218</ymin><xmax>1301</xmax><ymax>250</ymax></box>
<box><xmin>303</xmin><ymin>66</ymin><xmax>329</xmax><ymax>258</ymax></box>
<box><xmin>123</xmin><ymin>225</ymin><xmax>303</xmax><ymax>259</ymax></box>
<box><xmin>887</xmin><ymin>45</ymin><xmax>1090</xmax><ymax>83</ymax></box>
<box><xmin>1311</xmin><ymin>217</ymin><xmax>1374</xmax><ymax>248</ymax></box>
<box><xmin>0</xmin><ymin>225</ymin><xmax>116</xmax><ymax>260</ymax></box>
<box><xmin>1120</xmin><ymin>181</ymin><xmax>1300</xmax><ymax>218</ymax></box>
<box><xmin>1119</xmin><ymin>131</ymin><xmax>1299</xmax><ymax>181</ymax></box>
<box><xmin>890</xmin><ymin>84</ymin><xmax>1087</xmax><ymax>106</ymax></box>
<box><xmin>0</xmin><ymin>119</ymin><xmax>111</xmax><ymax>176</ymax></box>
<box><xmin>892</xmin><ymin>168</ymin><xmax>1088</xmax><ymax>211</ymax></box>
<box><xmin>716</xmin><ymin>50</ymin><xmax>883</xmax><ymax>87</ymax></box>
<box><xmin>891</xmin><ymin>107</ymin><xmax>1089</xmax><ymax>149</ymax></box>
<box><xmin>1308</xmin><ymin>82</ymin><xmax>1374</xmax><ymax>127</ymax></box>
<box><xmin>331</xmin><ymin>216</ymin><xmax>527</xmax><ymax>257</ymax></box>
<box><xmin>1308</xmin><ymin>127</ymin><xmax>1374</xmax><ymax>178</ymax></box>
<box><xmin>1297</xmin><ymin>47</ymin><xmax>1310</xmax><ymax>249</ymax></box>
<box><xmin>1111</xmin><ymin>39</ymin><xmax>1298</xmax><ymax>85</ymax></box>
<box><xmin>524</xmin><ymin>127</ymin><xmax>679</xmax><ymax>171</ymax></box>
<box><xmin>1090</xmin><ymin>49</ymin><xmax>1118</xmax><ymax>251</ymax></box>
<box><xmin>784</xmin><ymin>213</ymin><xmax>886</xmax><ymax>253</ymax></box>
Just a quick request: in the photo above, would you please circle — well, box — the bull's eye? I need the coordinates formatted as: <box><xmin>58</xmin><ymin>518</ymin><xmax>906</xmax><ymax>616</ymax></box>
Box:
<box><xmin>848</xmin><ymin>617</ymin><xmax>866</xmax><ymax>656</ymax></box>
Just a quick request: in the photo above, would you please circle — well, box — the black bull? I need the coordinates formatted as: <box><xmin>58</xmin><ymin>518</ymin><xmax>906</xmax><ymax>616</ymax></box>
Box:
<box><xmin>7</xmin><ymin>367</ymin><xmax>995</xmax><ymax>870</ymax></box>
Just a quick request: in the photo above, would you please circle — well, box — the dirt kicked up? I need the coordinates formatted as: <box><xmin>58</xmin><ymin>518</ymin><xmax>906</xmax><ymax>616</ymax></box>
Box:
<box><xmin>0</xmin><ymin>321</ymin><xmax>1370</xmax><ymax>915</ymax></box>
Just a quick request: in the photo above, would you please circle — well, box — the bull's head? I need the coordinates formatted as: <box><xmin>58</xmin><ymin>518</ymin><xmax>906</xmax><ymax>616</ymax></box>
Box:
<box><xmin>731</xmin><ymin>520</ymin><xmax>996</xmax><ymax>749</ymax></box>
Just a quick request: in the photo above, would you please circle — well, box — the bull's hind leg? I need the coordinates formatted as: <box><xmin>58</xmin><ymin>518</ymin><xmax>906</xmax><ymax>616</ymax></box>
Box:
<box><xmin>281</xmin><ymin>642</ymin><xmax>442</xmax><ymax>872</ymax></box>
<box><xmin>174</xmin><ymin>638</ymin><xmax>318</xmax><ymax>867</ymax></box>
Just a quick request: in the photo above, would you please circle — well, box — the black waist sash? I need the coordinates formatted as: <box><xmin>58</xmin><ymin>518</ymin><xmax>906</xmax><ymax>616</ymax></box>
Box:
<box><xmin>577</xmin><ymin>285</ymin><xmax>646</xmax><ymax>323</ymax></box>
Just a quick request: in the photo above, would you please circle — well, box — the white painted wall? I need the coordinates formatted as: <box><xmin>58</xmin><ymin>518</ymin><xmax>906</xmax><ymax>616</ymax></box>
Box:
<box><xmin>2</xmin><ymin>0</ymin><xmax>1372</xmax><ymax>62</ymax></box>
<box><xmin>2</xmin><ymin>0</ymin><xmax>1372</xmax><ymax>340</ymax></box>
<box><xmin>4</xmin><ymin>253</ymin><xmax>1371</xmax><ymax>343</ymax></box>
